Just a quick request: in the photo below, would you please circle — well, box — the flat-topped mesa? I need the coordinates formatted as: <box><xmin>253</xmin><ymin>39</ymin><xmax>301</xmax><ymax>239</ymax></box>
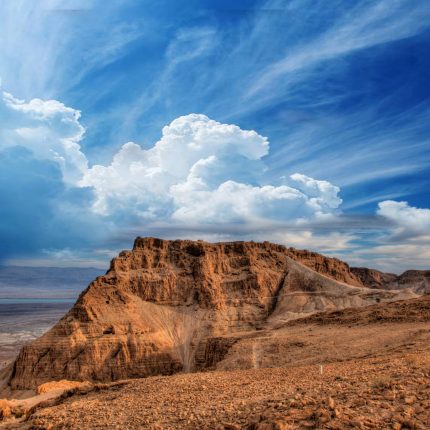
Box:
<box><xmin>7</xmin><ymin>238</ymin><xmax>417</xmax><ymax>391</ymax></box>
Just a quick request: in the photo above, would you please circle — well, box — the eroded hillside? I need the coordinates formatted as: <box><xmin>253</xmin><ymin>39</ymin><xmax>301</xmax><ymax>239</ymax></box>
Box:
<box><xmin>6</xmin><ymin>238</ymin><xmax>418</xmax><ymax>391</ymax></box>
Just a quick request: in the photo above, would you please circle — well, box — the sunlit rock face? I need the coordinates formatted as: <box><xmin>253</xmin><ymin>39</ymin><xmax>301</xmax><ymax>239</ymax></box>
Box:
<box><xmin>8</xmin><ymin>238</ymin><xmax>417</xmax><ymax>390</ymax></box>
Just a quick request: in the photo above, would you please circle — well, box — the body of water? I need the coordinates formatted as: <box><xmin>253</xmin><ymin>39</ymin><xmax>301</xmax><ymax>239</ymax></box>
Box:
<box><xmin>0</xmin><ymin>300</ymin><xmax>74</xmax><ymax>367</ymax></box>
<box><xmin>0</xmin><ymin>265</ymin><xmax>101</xmax><ymax>368</ymax></box>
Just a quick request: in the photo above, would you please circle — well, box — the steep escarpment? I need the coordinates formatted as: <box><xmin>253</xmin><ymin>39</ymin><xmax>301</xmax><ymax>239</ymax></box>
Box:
<box><xmin>286</xmin><ymin>248</ymin><xmax>363</xmax><ymax>287</ymax></box>
<box><xmin>7</xmin><ymin>238</ymin><xmax>417</xmax><ymax>390</ymax></box>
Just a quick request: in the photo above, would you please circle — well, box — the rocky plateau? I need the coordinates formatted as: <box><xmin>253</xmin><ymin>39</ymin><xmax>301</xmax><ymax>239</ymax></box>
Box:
<box><xmin>0</xmin><ymin>238</ymin><xmax>429</xmax><ymax>429</ymax></box>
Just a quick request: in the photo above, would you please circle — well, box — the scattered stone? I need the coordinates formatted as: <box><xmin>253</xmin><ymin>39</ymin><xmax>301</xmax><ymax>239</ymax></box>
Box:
<box><xmin>403</xmin><ymin>396</ymin><xmax>415</xmax><ymax>405</ymax></box>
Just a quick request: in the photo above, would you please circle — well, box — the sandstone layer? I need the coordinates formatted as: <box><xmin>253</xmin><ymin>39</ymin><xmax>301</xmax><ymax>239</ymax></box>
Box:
<box><xmin>5</xmin><ymin>238</ymin><xmax>419</xmax><ymax>392</ymax></box>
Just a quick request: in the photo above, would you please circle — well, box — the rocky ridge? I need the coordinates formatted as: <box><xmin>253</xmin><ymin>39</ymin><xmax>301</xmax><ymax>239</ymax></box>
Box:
<box><xmin>5</xmin><ymin>238</ymin><xmax>420</xmax><ymax>391</ymax></box>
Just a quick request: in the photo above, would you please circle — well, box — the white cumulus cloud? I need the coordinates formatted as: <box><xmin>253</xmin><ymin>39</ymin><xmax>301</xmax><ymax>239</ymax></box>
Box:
<box><xmin>80</xmin><ymin>113</ymin><xmax>342</xmax><ymax>224</ymax></box>
<box><xmin>367</xmin><ymin>200</ymin><xmax>430</xmax><ymax>271</ymax></box>
<box><xmin>0</xmin><ymin>88</ymin><xmax>343</xmax><ymax>228</ymax></box>
<box><xmin>0</xmin><ymin>91</ymin><xmax>87</xmax><ymax>184</ymax></box>
<box><xmin>377</xmin><ymin>200</ymin><xmax>430</xmax><ymax>233</ymax></box>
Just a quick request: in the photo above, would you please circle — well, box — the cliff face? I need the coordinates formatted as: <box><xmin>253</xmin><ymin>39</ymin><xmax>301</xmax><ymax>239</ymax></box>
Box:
<box><xmin>8</xmin><ymin>238</ymin><xmax>417</xmax><ymax>390</ymax></box>
<box><xmin>286</xmin><ymin>248</ymin><xmax>363</xmax><ymax>287</ymax></box>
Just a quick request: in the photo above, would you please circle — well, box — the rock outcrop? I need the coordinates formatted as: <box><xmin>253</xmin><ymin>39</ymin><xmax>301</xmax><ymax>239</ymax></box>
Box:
<box><xmin>286</xmin><ymin>248</ymin><xmax>363</xmax><ymax>287</ymax></box>
<box><xmin>7</xmin><ymin>238</ymin><xmax>418</xmax><ymax>390</ymax></box>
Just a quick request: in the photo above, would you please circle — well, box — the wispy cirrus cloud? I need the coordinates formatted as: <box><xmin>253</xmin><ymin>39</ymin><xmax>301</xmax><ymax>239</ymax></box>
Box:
<box><xmin>378</xmin><ymin>200</ymin><xmax>430</xmax><ymax>237</ymax></box>
<box><xmin>244</xmin><ymin>0</ymin><xmax>430</xmax><ymax>102</ymax></box>
<box><xmin>0</xmin><ymin>0</ymin><xmax>146</xmax><ymax>98</ymax></box>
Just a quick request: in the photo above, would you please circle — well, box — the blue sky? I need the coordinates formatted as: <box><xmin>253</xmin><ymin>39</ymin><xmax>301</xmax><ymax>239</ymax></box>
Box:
<box><xmin>1</xmin><ymin>0</ymin><xmax>430</xmax><ymax>272</ymax></box>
